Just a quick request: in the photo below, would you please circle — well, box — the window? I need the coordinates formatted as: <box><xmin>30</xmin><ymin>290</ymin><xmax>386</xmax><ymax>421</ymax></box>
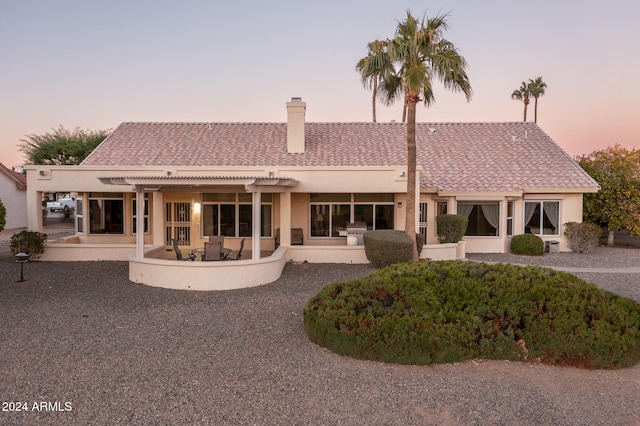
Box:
<box><xmin>310</xmin><ymin>193</ymin><xmax>394</xmax><ymax>237</ymax></box>
<box><xmin>524</xmin><ymin>201</ymin><xmax>559</xmax><ymax>235</ymax></box>
<box><xmin>506</xmin><ymin>201</ymin><xmax>514</xmax><ymax>237</ymax></box>
<box><xmin>89</xmin><ymin>192</ymin><xmax>124</xmax><ymax>235</ymax></box>
<box><xmin>458</xmin><ymin>203</ymin><xmax>500</xmax><ymax>236</ymax></box>
<box><xmin>202</xmin><ymin>193</ymin><xmax>272</xmax><ymax>237</ymax></box>
<box><xmin>75</xmin><ymin>197</ymin><xmax>83</xmax><ymax>235</ymax></box>
<box><xmin>132</xmin><ymin>193</ymin><xmax>149</xmax><ymax>234</ymax></box>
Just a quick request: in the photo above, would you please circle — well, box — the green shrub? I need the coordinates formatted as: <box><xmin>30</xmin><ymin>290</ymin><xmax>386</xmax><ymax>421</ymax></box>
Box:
<box><xmin>304</xmin><ymin>261</ymin><xmax>640</xmax><ymax>369</ymax></box>
<box><xmin>0</xmin><ymin>198</ymin><xmax>6</xmax><ymax>233</ymax></box>
<box><xmin>436</xmin><ymin>214</ymin><xmax>468</xmax><ymax>243</ymax></box>
<box><xmin>564</xmin><ymin>222</ymin><xmax>602</xmax><ymax>254</ymax></box>
<box><xmin>62</xmin><ymin>207</ymin><xmax>75</xmax><ymax>222</ymax></box>
<box><xmin>510</xmin><ymin>233</ymin><xmax>544</xmax><ymax>255</ymax></box>
<box><xmin>10</xmin><ymin>230</ymin><xmax>47</xmax><ymax>258</ymax></box>
<box><xmin>363</xmin><ymin>230</ymin><xmax>413</xmax><ymax>268</ymax></box>
<box><xmin>416</xmin><ymin>233</ymin><xmax>424</xmax><ymax>256</ymax></box>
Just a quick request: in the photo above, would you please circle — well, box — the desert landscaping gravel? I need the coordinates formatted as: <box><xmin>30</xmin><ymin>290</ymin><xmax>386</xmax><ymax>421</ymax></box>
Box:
<box><xmin>1</xmin><ymin>225</ymin><xmax>639</xmax><ymax>425</ymax></box>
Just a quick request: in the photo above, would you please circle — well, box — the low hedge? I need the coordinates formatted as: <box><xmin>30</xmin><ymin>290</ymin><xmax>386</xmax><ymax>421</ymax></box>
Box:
<box><xmin>363</xmin><ymin>230</ymin><xmax>413</xmax><ymax>268</ymax></box>
<box><xmin>304</xmin><ymin>261</ymin><xmax>640</xmax><ymax>369</ymax></box>
<box><xmin>510</xmin><ymin>233</ymin><xmax>544</xmax><ymax>255</ymax></box>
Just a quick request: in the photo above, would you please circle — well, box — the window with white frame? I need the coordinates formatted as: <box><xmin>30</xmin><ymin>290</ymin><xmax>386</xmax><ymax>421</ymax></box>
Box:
<box><xmin>202</xmin><ymin>193</ymin><xmax>272</xmax><ymax>238</ymax></box>
<box><xmin>132</xmin><ymin>193</ymin><xmax>150</xmax><ymax>234</ymax></box>
<box><xmin>524</xmin><ymin>201</ymin><xmax>560</xmax><ymax>235</ymax></box>
<box><xmin>310</xmin><ymin>193</ymin><xmax>394</xmax><ymax>237</ymax></box>
<box><xmin>506</xmin><ymin>201</ymin><xmax>514</xmax><ymax>237</ymax></box>
<box><xmin>457</xmin><ymin>202</ymin><xmax>500</xmax><ymax>236</ymax></box>
<box><xmin>89</xmin><ymin>192</ymin><xmax>124</xmax><ymax>234</ymax></box>
<box><xmin>75</xmin><ymin>197</ymin><xmax>84</xmax><ymax>235</ymax></box>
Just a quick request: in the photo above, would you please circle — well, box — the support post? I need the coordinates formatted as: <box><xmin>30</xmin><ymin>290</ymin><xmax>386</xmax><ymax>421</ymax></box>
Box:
<box><xmin>279</xmin><ymin>192</ymin><xmax>291</xmax><ymax>246</ymax></box>
<box><xmin>136</xmin><ymin>189</ymin><xmax>145</xmax><ymax>259</ymax></box>
<box><xmin>252</xmin><ymin>190</ymin><xmax>261</xmax><ymax>260</ymax></box>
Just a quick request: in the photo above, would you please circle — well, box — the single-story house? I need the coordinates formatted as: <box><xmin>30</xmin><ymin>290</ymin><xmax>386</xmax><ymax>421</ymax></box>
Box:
<box><xmin>0</xmin><ymin>162</ymin><xmax>28</xmax><ymax>229</ymax></box>
<box><xmin>24</xmin><ymin>98</ymin><xmax>599</xmax><ymax>290</ymax></box>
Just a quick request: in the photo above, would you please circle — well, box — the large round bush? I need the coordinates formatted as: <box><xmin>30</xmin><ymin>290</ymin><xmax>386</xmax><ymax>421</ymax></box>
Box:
<box><xmin>510</xmin><ymin>233</ymin><xmax>544</xmax><ymax>255</ymax></box>
<box><xmin>304</xmin><ymin>261</ymin><xmax>640</xmax><ymax>369</ymax></box>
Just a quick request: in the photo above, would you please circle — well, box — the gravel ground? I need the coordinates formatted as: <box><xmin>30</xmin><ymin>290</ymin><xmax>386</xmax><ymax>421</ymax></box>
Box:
<box><xmin>1</xmin><ymin>226</ymin><xmax>639</xmax><ymax>425</ymax></box>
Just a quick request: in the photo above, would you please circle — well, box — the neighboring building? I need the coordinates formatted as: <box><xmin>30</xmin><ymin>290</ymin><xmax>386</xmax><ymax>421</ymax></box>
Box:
<box><xmin>0</xmin><ymin>162</ymin><xmax>27</xmax><ymax>229</ymax></box>
<box><xmin>24</xmin><ymin>98</ymin><xmax>599</xmax><ymax>276</ymax></box>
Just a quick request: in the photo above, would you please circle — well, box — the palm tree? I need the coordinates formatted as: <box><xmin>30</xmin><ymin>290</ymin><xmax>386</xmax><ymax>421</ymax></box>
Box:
<box><xmin>355</xmin><ymin>40</ymin><xmax>393</xmax><ymax>122</ymax></box>
<box><xmin>511</xmin><ymin>82</ymin><xmax>531</xmax><ymax>121</ymax></box>
<box><xmin>377</xmin><ymin>11</ymin><xmax>472</xmax><ymax>259</ymax></box>
<box><xmin>528</xmin><ymin>76</ymin><xmax>547</xmax><ymax>123</ymax></box>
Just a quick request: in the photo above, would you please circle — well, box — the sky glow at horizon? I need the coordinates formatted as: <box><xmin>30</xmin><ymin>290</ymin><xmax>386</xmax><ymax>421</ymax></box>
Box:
<box><xmin>1</xmin><ymin>0</ymin><xmax>639</xmax><ymax>169</ymax></box>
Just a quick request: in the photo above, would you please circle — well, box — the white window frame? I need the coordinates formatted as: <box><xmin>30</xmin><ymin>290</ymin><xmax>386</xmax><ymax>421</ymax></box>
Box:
<box><xmin>309</xmin><ymin>193</ymin><xmax>394</xmax><ymax>238</ymax></box>
<box><xmin>524</xmin><ymin>200</ymin><xmax>561</xmax><ymax>236</ymax></box>
<box><xmin>457</xmin><ymin>202</ymin><xmax>501</xmax><ymax>237</ymax></box>
<box><xmin>88</xmin><ymin>192</ymin><xmax>125</xmax><ymax>235</ymax></box>
<box><xmin>201</xmin><ymin>193</ymin><xmax>272</xmax><ymax>238</ymax></box>
<box><xmin>75</xmin><ymin>196</ymin><xmax>84</xmax><ymax>235</ymax></box>
<box><xmin>506</xmin><ymin>201</ymin><xmax>514</xmax><ymax>237</ymax></box>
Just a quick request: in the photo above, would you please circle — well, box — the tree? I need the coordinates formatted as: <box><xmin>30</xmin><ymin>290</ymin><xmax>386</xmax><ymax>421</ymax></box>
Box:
<box><xmin>577</xmin><ymin>144</ymin><xmax>640</xmax><ymax>246</ymax></box>
<box><xmin>355</xmin><ymin>40</ymin><xmax>394</xmax><ymax>122</ymax></box>
<box><xmin>19</xmin><ymin>126</ymin><xmax>110</xmax><ymax>165</ymax></box>
<box><xmin>511</xmin><ymin>81</ymin><xmax>531</xmax><ymax>121</ymax></box>
<box><xmin>528</xmin><ymin>76</ymin><xmax>547</xmax><ymax>123</ymax></box>
<box><xmin>369</xmin><ymin>11</ymin><xmax>472</xmax><ymax>259</ymax></box>
<box><xmin>0</xmin><ymin>198</ymin><xmax>6</xmax><ymax>233</ymax></box>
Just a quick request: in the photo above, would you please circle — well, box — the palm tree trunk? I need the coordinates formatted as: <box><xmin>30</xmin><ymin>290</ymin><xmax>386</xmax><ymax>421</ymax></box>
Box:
<box><xmin>405</xmin><ymin>97</ymin><xmax>419</xmax><ymax>260</ymax></box>
<box><xmin>401</xmin><ymin>88</ymin><xmax>408</xmax><ymax>122</ymax></box>
<box><xmin>523</xmin><ymin>103</ymin><xmax>527</xmax><ymax>122</ymax></box>
<box><xmin>372</xmin><ymin>76</ymin><xmax>378</xmax><ymax>123</ymax></box>
<box><xmin>534</xmin><ymin>97</ymin><xmax>538</xmax><ymax>123</ymax></box>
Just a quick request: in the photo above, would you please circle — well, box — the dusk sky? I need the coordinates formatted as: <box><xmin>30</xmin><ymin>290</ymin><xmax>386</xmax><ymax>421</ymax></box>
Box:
<box><xmin>2</xmin><ymin>1</ymin><xmax>639</xmax><ymax>170</ymax></box>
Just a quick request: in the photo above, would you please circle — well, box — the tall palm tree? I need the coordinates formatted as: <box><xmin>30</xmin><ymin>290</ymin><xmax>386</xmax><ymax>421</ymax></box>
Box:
<box><xmin>528</xmin><ymin>76</ymin><xmax>547</xmax><ymax>123</ymax></box>
<box><xmin>377</xmin><ymin>11</ymin><xmax>472</xmax><ymax>259</ymax></box>
<box><xmin>511</xmin><ymin>82</ymin><xmax>531</xmax><ymax>121</ymax></box>
<box><xmin>355</xmin><ymin>40</ymin><xmax>393</xmax><ymax>122</ymax></box>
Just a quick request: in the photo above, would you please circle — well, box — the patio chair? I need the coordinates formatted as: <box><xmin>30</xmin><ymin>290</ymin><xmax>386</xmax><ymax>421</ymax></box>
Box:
<box><xmin>228</xmin><ymin>238</ymin><xmax>245</xmax><ymax>260</ymax></box>
<box><xmin>172</xmin><ymin>238</ymin><xmax>195</xmax><ymax>261</ymax></box>
<box><xmin>209</xmin><ymin>235</ymin><xmax>224</xmax><ymax>247</ymax></box>
<box><xmin>203</xmin><ymin>241</ymin><xmax>222</xmax><ymax>261</ymax></box>
<box><xmin>274</xmin><ymin>228</ymin><xmax>303</xmax><ymax>249</ymax></box>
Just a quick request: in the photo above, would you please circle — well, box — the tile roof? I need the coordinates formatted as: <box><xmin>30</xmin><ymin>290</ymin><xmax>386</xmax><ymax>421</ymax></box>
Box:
<box><xmin>81</xmin><ymin>122</ymin><xmax>598</xmax><ymax>192</ymax></box>
<box><xmin>0</xmin><ymin>162</ymin><xmax>27</xmax><ymax>190</ymax></box>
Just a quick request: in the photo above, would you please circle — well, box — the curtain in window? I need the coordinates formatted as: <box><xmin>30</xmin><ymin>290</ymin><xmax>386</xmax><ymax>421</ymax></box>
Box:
<box><xmin>543</xmin><ymin>202</ymin><xmax>559</xmax><ymax>232</ymax></box>
<box><xmin>480</xmin><ymin>204</ymin><xmax>500</xmax><ymax>231</ymax></box>
<box><xmin>457</xmin><ymin>204</ymin><xmax>474</xmax><ymax>218</ymax></box>
<box><xmin>524</xmin><ymin>202</ymin><xmax>537</xmax><ymax>227</ymax></box>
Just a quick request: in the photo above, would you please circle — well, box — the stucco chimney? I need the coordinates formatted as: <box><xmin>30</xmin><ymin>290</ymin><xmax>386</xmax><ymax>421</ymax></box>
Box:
<box><xmin>286</xmin><ymin>97</ymin><xmax>306</xmax><ymax>153</ymax></box>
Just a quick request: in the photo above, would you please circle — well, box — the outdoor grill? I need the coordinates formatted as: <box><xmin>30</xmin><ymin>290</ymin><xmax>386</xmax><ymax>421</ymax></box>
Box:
<box><xmin>346</xmin><ymin>222</ymin><xmax>368</xmax><ymax>246</ymax></box>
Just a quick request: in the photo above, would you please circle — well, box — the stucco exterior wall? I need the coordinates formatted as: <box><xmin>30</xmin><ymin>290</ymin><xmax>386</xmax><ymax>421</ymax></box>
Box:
<box><xmin>0</xmin><ymin>173</ymin><xmax>27</xmax><ymax>229</ymax></box>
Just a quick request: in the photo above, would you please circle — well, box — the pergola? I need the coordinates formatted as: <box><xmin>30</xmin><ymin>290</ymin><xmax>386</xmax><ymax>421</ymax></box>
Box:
<box><xmin>98</xmin><ymin>174</ymin><xmax>299</xmax><ymax>259</ymax></box>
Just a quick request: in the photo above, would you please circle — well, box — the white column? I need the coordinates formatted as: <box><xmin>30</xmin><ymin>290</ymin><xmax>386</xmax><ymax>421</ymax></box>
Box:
<box><xmin>252</xmin><ymin>190</ymin><xmax>261</xmax><ymax>260</ymax></box>
<box><xmin>136</xmin><ymin>189</ymin><xmax>145</xmax><ymax>259</ymax></box>
<box><xmin>27</xmin><ymin>190</ymin><xmax>43</xmax><ymax>232</ymax></box>
<box><xmin>152</xmin><ymin>192</ymin><xmax>165</xmax><ymax>246</ymax></box>
<box><xmin>279</xmin><ymin>191</ymin><xmax>291</xmax><ymax>246</ymax></box>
